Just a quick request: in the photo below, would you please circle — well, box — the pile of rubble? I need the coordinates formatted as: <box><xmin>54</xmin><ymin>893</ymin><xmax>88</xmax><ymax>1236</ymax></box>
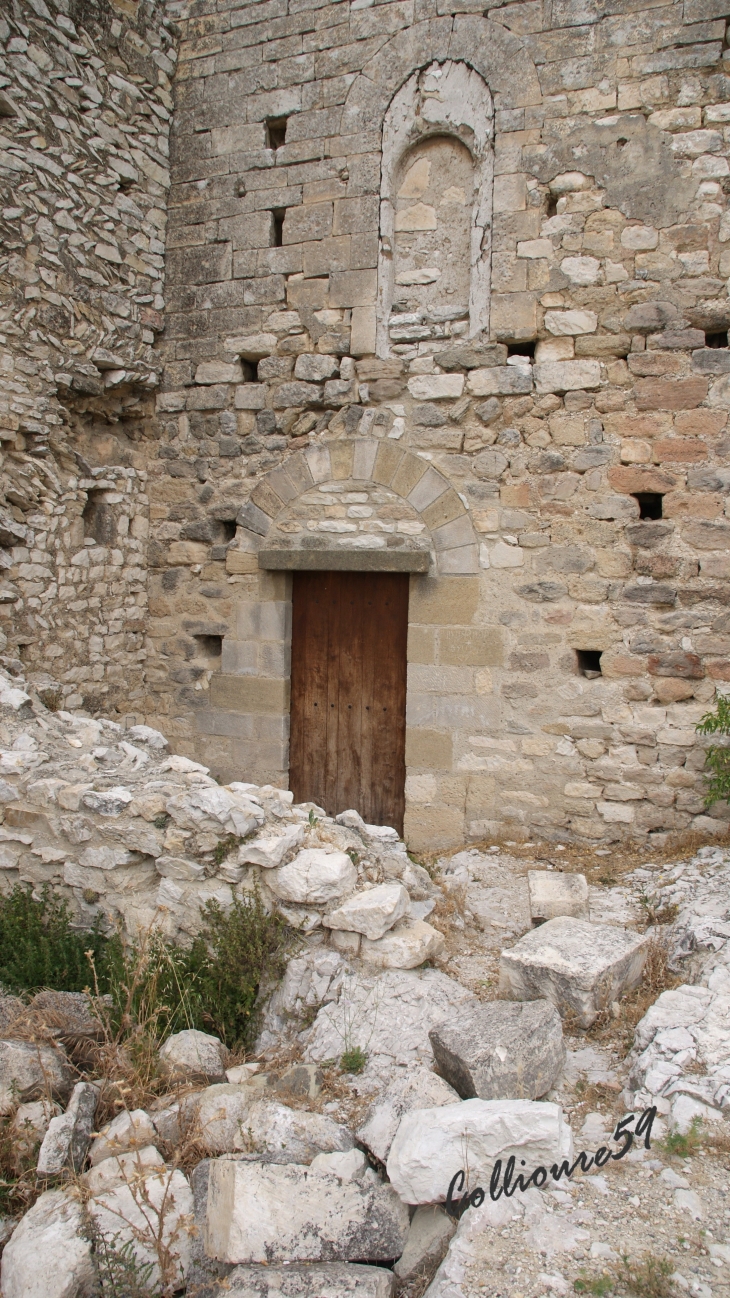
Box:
<box><xmin>1</xmin><ymin>670</ymin><xmax>730</xmax><ymax>1294</ymax></box>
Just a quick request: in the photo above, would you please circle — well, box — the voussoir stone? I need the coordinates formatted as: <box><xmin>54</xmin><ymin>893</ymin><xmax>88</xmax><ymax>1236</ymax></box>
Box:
<box><xmin>386</xmin><ymin>1098</ymin><xmax>573</xmax><ymax>1205</ymax></box>
<box><xmin>159</xmin><ymin>1029</ymin><xmax>229</xmax><ymax>1082</ymax></box>
<box><xmin>324</xmin><ymin>883</ymin><xmax>410</xmax><ymax>940</ymax></box>
<box><xmin>36</xmin><ymin>1081</ymin><xmax>100</xmax><ymax>1175</ymax></box>
<box><xmin>204</xmin><ymin>1159</ymin><xmax>409</xmax><ymax>1264</ymax></box>
<box><xmin>528</xmin><ymin>870</ymin><xmax>590</xmax><ymax>924</ymax></box>
<box><xmin>499</xmin><ymin>916</ymin><xmax>649</xmax><ymax>1028</ymax></box>
<box><xmin>357</xmin><ymin>1067</ymin><xmax>460</xmax><ymax>1164</ymax></box>
<box><xmin>394</xmin><ymin>1205</ymin><xmax>456</xmax><ymax>1283</ymax></box>
<box><xmin>269</xmin><ymin>848</ymin><xmax>357</xmax><ymax>906</ymax></box>
<box><xmin>429</xmin><ymin>999</ymin><xmax>565</xmax><ymax>1101</ymax></box>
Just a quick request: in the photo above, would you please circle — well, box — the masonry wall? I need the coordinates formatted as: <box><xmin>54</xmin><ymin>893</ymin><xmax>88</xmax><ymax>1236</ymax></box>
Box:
<box><xmin>0</xmin><ymin>0</ymin><xmax>179</xmax><ymax>716</ymax></box>
<box><xmin>143</xmin><ymin>0</ymin><xmax>730</xmax><ymax>851</ymax></box>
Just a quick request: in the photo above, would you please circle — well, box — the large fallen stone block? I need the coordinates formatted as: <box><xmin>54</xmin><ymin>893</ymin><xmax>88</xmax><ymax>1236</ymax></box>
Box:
<box><xmin>357</xmin><ymin>1067</ymin><xmax>460</xmax><ymax>1163</ymax></box>
<box><xmin>89</xmin><ymin>1166</ymin><xmax>193</xmax><ymax>1291</ymax></box>
<box><xmin>386</xmin><ymin>1098</ymin><xmax>573</xmax><ymax>1205</ymax></box>
<box><xmin>0</xmin><ymin>1188</ymin><xmax>95</xmax><ymax>1298</ymax></box>
<box><xmin>394</xmin><ymin>1205</ymin><xmax>456</xmax><ymax>1283</ymax></box>
<box><xmin>324</xmin><ymin>883</ymin><xmax>410</xmax><ymax>941</ymax></box>
<box><xmin>528</xmin><ymin>871</ymin><xmax>589</xmax><ymax>924</ymax></box>
<box><xmin>429</xmin><ymin>999</ymin><xmax>565</xmax><ymax>1101</ymax></box>
<box><xmin>198</xmin><ymin>1262</ymin><xmax>395</xmax><ymax>1296</ymax></box>
<box><xmin>204</xmin><ymin>1160</ymin><xmax>409</xmax><ymax>1264</ymax></box>
<box><xmin>159</xmin><ymin>1028</ymin><xmax>228</xmax><ymax>1082</ymax></box>
<box><xmin>36</xmin><ymin>1081</ymin><xmax>99</xmax><ymax>1175</ymax></box>
<box><xmin>499</xmin><ymin>917</ymin><xmax>649</xmax><ymax>1028</ymax></box>
<box><xmin>243</xmin><ymin>1100</ymin><xmax>355</xmax><ymax>1163</ymax></box>
<box><xmin>360</xmin><ymin>919</ymin><xmax>444</xmax><ymax>969</ymax></box>
<box><xmin>0</xmin><ymin>1039</ymin><xmax>72</xmax><ymax>1112</ymax></box>
<box><xmin>270</xmin><ymin>849</ymin><xmax>357</xmax><ymax>906</ymax></box>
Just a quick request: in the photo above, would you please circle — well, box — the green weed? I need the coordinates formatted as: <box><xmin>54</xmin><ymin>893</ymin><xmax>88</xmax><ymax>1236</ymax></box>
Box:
<box><xmin>697</xmin><ymin>695</ymin><xmax>730</xmax><ymax>806</ymax></box>
<box><xmin>213</xmin><ymin>833</ymin><xmax>240</xmax><ymax>866</ymax></box>
<box><xmin>574</xmin><ymin>1273</ymin><xmax>613</xmax><ymax>1295</ymax></box>
<box><xmin>659</xmin><ymin>1116</ymin><xmax>702</xmax><ymax>1159</ymax></box>
<box><xmin>340</xmin><ymin>1046</ymin><xmax>367</xmax><ymax>1074</ymax></box>
<box><xmin>617</xmin><ymin>1253</ymin><xmax>674</xmax><ymax>1298</ymax></box>
<box><xmin>0</xmin><ymin>884</ymin><xmax>108</xmax><ymax>994</ymax></box>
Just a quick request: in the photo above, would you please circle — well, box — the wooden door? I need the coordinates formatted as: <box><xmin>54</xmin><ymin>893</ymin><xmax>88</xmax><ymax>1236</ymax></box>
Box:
<box><xmin>289</xmin><ymin>570</ymin><xmax>409</xmax><ymax>833</ymax></box>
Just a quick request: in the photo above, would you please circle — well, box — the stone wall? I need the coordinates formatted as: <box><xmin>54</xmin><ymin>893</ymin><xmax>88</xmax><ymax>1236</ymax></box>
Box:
<box><xmin>0</xmin><ymin>0</ymin><xmax>180</xmax><ymax>716</ymax></box>
<box><xmin>4</xmin><ymin>0</ymin><xmax>730</xmax><ymax>851</ymax></box>
<box><xmin>145</xmin><ymin>0</ymin><xmax>730</xmax><ymax>851</ymax></box>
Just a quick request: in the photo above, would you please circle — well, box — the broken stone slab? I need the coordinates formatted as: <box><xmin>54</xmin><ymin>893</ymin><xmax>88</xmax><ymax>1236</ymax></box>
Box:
<box><xmin>36</xmin><ymin>1081</ymin><xmax>100</xmax><ymax>1175</ymax></box>
<box><xmin>310</xmin><ymin>1148</ymin><xmax>368</xmax><ymax>1181</ymax></box>
<box><xmin>429</xmin><ymin>999</ymin><xmax>565</xmax><ymax>1101</ymax></box>
<box><xmin>386</xmin><ymin>1098</ymin><xmax>573</xmax><ymax>1205</ymax></box>
<box><xmin>204</xmin><ymin>1159</ymin><xmax>409</xmax><ymax>1264</ymax></box>
<box><xmin>182</xmin><ymin>1084</ymin><xmax>256</xmax><ymax>1155</ymax></box>
<box><xmin>528</xmin><ymin>871</ymin><xmax>590</xmax><ymax>924</ymax></box>
<box><xmin>89</xmin><ymin>1106</ymin><xmax>158</xmax><ymax>1164</ymax></box>
<box><xmin>238</xmin><ymin>823</ymin><xmax>305</xmax><ymax>868</ymax></box>
<box><xmin>357</xmin><ymin>1067</ymin><xmax>461</xmax><ymax>1164</ymax></box>
<box><xmin>11</xmin><ymin>1099</ymin><xmax>60</xmax><ymax>1157</ymax></box>
<box><xmin>243</xmin><ymin>1100</ymin><xmax>355</xmax><ymax>1163</ymax></box>
<box><xmin>0</xmin><ymin>1039</ymin><xmax>72</xmax><ymax>1112</ymax></box>
<box><xmin>303</xmin><ymin>968</ymin><xmax>476</xmax><ymax>1070</ymax></box>
<box><xmin>360</xmin><ymin>919</ymin><xmax>445</xmax><ymax>969</ymax></box>
<box><xmin>159</xmin><ymin>1028</ymin><xmax>229</xmax><ymax>1082</ymax></box>
<box><xmin>0</xmin><ymin>1188</ymin><xmax>95</xmax><ymax>1298</ymax></box>
<box><xmin>499</xmin><ymin>917</ymin><xmax>649</xmax><ymax>1028</ymax></box>
<box><xmin>84</xmin><ymin>1144</ymin><xmax>165</xmax><ymax>1194</ymax></box>
<box><xmin>324</xmin><ymin>883</ymin><xmax>410</xmax><ymax>940</ymax></box>
<box><xmin>269</xmin><ymin>848</ymin><xmax>357</xmax><ymax>906</ymax></box>
<box><xmin>394</xmin><ymin>1205</ymin><xmax>456</xmax><ymax>1283</ymax></box>
<box><xmin>194</xmin><ymin>1262</ymin><xmax>396</xmax><ymax>1296</ymax></box>
<box><xmin>89</xmin><ymin>1166</ymin><xmax>193</xmax><ymax>1291</ymax></box>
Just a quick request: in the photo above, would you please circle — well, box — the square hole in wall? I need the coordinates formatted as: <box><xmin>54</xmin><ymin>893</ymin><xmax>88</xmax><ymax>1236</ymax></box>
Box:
<box><xmin>632</xmin><ymin>492</ymin><xmax>663</xmax><ymax>519</ymax></box>
<box><xmin>82</xmin><ymin>490</ymin><xmax>116</xmax><ymax>544</ymax></box>
<box><xmin>576</xmin><ymin>649</ymin><xmax>603</xmax><ymax>678</ymax></box>
<box><xmin>194</xmin><ymin>634</ymin><xmax>222</xmax><ymax>661</ymax></box>
<box><xmin>507</xmin><ymin>341</ymin><xmax>536</xmax><ymax>359</ymax></box>
<box><xmin>706</xmin><ymin>330</ymin><xmax>728</xmax><ymax>349</ymax></box>
<box><xmin>266</xmin><ymin>117</ymin><xmax>288</xmax><ymax>150</ymax></box>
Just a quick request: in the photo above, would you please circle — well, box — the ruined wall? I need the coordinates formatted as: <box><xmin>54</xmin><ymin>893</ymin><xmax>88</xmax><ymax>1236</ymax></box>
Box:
<box><xmin>0</xmin><ymin>0</ymin><xmax>180</xmax><ymax>715</ymax></box>
<box><xmin>144</xmin><ymin>0</ymin><xmax>730</xmax><ymax>851</ymax></box>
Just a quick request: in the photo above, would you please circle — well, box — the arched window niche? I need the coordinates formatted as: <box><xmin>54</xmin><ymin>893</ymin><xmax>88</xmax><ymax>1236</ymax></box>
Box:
<box><xmin>377</xmin><ymin>60</ymin><xmax>494</xmax><ymax>359</ymax></box>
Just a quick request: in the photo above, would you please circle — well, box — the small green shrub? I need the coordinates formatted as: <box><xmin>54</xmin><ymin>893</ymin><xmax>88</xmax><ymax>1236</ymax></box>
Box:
<box><xmin>574</xmin><ymin>1274</ymin><xmax>613</xmax><ymax>1295</ymax></box>
<box><xmin>213</xmin><ymin>833</ymin><xmax>240</xmax><ymax>866</ymax></box>
<box><xmin>697</xmin><ymin>695</ymin><xmax>730</xmax><ymax>805</ymax></box>
<box><xmin>617</xmin><ymin>1254</ymin><xmax>674</xmax><ymax>1298</ymax></box>
<box><xmin>90</xmin><ymin>1229</ymin><xmax>159</xmax><ymax>1297</ymax></box>
<box><xmin>659</xmin><ymin>1116</ymin><xmax>702</xmax><ymax>1158</ymax></box>
<box><xmin>340</xmin><ymin>1046</ymin><xmax>367</xmax><ymax>1074</ymax></box>
<box><xmin>0</xmin><ymin>885</ymin><xmax>108</xmax><ymax>994</ymax></box>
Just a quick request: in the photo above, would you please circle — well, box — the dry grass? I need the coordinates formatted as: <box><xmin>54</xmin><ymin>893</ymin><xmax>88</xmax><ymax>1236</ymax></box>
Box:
<box><xmin>577</xmin><ymin>935</ymin><xmax>681</xmax><ymax>1054</ymax></box>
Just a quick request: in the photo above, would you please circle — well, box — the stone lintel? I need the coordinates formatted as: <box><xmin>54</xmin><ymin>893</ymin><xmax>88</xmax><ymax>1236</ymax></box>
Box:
<box><xmin>258</xmin><ymin>548</ymin><xmax>431</xmax><ymax>572</ymax></box>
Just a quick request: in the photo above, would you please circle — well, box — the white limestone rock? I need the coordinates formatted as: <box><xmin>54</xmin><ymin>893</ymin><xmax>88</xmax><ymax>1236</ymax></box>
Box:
<box><xmin>85</xmin><ymin>1144</ymin><xmax>165</xmax><ymax>1194</ymax></box>
<box><xmin>310</xmin><ymin>1148</ymin><xmax>368</xmax><ymax>1181</ymax></box>
<box><xmin>89</xmin><ymin>1167</ymin><xmax>193</xmax><ymax>1291</ymax></box>
<box><xmin>204</xmin><ymin>1159</ymin><xmax>410</xmax><ymax>1264</ymax></box>
<box><xmin>90</xmin><ymin>1107</ymin><xmax>158</xmax><ymax>1165</ymax></box>
<box><xmin>184</xmin><ymin>1083</ymin><xmax>256</xmax><ymax>1155</ymax></box>
<box><xmin>269</xmin><ymin>848</ymin><xmax>357</xmax><ymax>905</ymax></box>
<box><xmin>166</xmin><ymin>785</ymin><xmax>265</xmax><ymax>837</ymax></box>
<box><xmin>10</xmin><ymin>1099</ymin><xmax>60</xmax><ymax>1156</ymax></box>
<box><xmin>243</xmin><ymin>1099</ymin><xmax>355</xmax><ymax>1163</ymax></box>
<box><xmin>528</xmin><ymin>871</ymin><xmax>590</xmax><ymax>924</ymax></box>
<box><xmin>239</xmin><ymin>823</ymin><xmax>305</xmax><ymax>868</ymax></box>
<box><xmin>499</xmin><ymin>916</ymin><xmax>649</xmax><ymax>1028</ymax></box>
<box><xmin>204</xmin><ymin>1263</ymin><xmax>396</xmax><ymax>1296</ymax></box>
<box><xmin>159</xmin><ymin>1028</ymin><xmax>228</xmax><ymax>1082</ymax></box>
<box><xmin>394</xmin><ymin>1205</ymin><xmax>456</xmax><ymax>1283</ymax></box>
<box><xmin>0</xmin><ymin>1188</ymin><xmax>95</xmax><ymax>1298</ymax></box>
<box><xmin>304</xmin><ymin>968</ymin><xmax>476</xmax><ymax>1069</ymax></box>
<box><xmin>386</xmin><ymin>1098</ymin><xmax>573</xmax><ymax>1205</ymax></box>
<box><xmin>360</xmin><ymin>918</ymin><xmax>445</xmax><ymax>969</ymax></box>
<box><xmin>429</xmin><ymin>999</ymin><xmax>565</xmax><ymax>1101</ymax></box>
<box><xmin>358</xmin><ymin>1067</ymin><xmax>461</xmax><ymax>1163</ymax></box>
<box><xmin>324</xmin><ymin>883</ymin><xmax>410</xmax><ymax>940</ymax></box>
<box><xmin>0</xmin><ymin>1039</ymin><xmax>72</xmax><ymax>1112</ymax></box>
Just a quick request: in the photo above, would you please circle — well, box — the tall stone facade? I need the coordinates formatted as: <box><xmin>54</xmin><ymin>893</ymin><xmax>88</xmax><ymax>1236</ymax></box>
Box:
<box><xmin>3</xmin><ymin>0</ymin><xmax>730</xmax><ymax>849</ymax></box>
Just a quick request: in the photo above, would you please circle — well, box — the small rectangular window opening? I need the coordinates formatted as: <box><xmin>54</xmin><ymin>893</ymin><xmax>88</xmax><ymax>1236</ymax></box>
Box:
<box><xmin>632</xmin><ymin>492</ymin><xmax>663</xmax><ymax>520</ymax></box>
<box><xmin>266</xmin><ymin>116</ymin><xmax>288</xmax><ymax>150</ymax></box>
<box><xmin>219</xmin><ymin>520</ymin><xmax>236</xmax><ymax>543</ymax></box>
<box><xmin>705</xmin><ymin>330</ymin><xmax>728</xmax><ymax>349</ymax></box>
<box><xmin>82</xmin><ymin>490</ymin><xmax>115</xmax><ymax>544</ymax></box>
<box><xmin>271</xmin><ymin>208</ymin><xmax>285</xmax><ymax>248</ymax></box>
<box><xmin>507</xmin><ymin>341</ymin><xmax>536</xmax><ymax>359</ymax></box>
<box><xmin>194</xmin><ymin>634</ymin><xmax>222</xmax><ymax>661</ymax></box>
<box><xmin>577</xmin><ymin>649</ymin><xmax>603</xmax><ymax>679</ymax></box>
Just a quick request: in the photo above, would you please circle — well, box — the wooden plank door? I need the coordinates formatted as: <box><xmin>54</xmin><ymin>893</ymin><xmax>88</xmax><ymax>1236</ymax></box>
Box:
<box><xmin>289</xmin><ymin>570</ymin><xmax>408</xmax><ymax>833</ymax></box>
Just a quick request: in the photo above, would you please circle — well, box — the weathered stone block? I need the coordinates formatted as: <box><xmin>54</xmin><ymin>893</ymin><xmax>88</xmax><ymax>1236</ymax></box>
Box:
<box><xmin>429</xmin><ymin>999</ymin><xmax>565</xmax><ymax>1100</ymax></box>
<box><xmin>528</xmin><ymin>870</ymin><xmax>590</xmax><ymax>923</ymax></box>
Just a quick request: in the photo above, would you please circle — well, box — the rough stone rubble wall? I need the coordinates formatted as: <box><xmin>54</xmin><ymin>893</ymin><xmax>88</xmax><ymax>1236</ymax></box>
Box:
<box><xmin>144</xmin><ymin>0</ymin><xmax>730</xmax><ymax>850</ymax></box>
<box><xmin>0</xmin><ymin>0</ymin><xmax>180</xmax><ymax>716</ymax></box>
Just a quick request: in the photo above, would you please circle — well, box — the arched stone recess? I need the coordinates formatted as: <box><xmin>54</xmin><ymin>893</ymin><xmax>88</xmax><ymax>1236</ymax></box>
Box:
<box><xmin>234</xmin><ymin>438</ymin><xmax>479</xmax><ymax>577</ymax></box>
<box><xmin>378</xmin><ymin>61</ymin><xmax>494</xmax><ymax>357</ymax></box>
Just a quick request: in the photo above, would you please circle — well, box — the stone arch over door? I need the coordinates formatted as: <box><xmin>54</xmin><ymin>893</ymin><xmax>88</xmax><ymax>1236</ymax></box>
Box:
<box><xmin>235</xmin><ymin>438</ymin><xmax>480</xmax><ymax>576</ymax></box>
